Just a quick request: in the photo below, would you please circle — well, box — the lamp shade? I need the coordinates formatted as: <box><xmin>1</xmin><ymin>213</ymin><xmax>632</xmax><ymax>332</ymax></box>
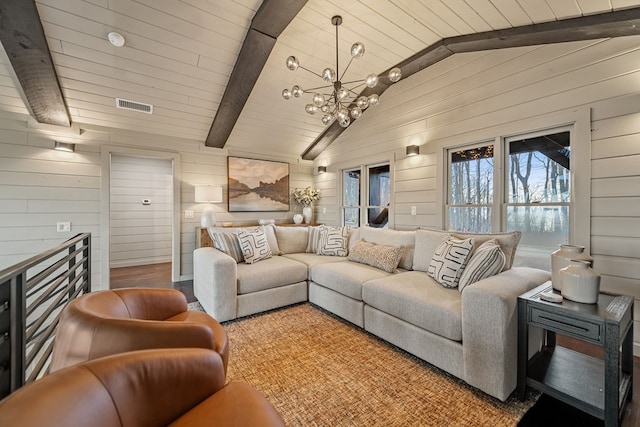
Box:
<box><xmin>195</xmin><ymin>185</ymin><xmax>223</xmax><ymax>203</ymax></box>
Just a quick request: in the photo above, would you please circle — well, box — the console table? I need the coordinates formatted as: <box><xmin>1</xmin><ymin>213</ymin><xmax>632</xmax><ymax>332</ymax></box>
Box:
<box><xmin>517</xmin><ymin>282</ymin><xmax>633</xmax><ymax>427</ymax></box>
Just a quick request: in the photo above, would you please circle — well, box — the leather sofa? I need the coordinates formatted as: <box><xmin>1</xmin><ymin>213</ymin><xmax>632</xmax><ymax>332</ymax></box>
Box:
<box><xmin>0</xmin><ymin>348</ymin><xmax>285</xmax><ymax>427</ymax></box>
<box><xmin>50</xmin><ymin>288</ymin><xmax>229</xmax><ymax>373</ymax></box>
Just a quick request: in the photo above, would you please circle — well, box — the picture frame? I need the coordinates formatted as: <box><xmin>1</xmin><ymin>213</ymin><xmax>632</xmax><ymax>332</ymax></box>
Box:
<box><xmin>227</xmin><ymin>156</ymin><xmax>290</xmax><ymax>212</ymax></box>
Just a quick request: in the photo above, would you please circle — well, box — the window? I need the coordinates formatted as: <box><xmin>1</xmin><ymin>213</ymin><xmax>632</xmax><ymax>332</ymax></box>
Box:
<box><xmin>446</xmin><ymin>128</ymin><xmax>571</xmax><ymax>269</ymax></box>
<box><xmin>342</xmin><ymin>163</ymin><xmax>390</xmax><ymax>228</ymax></box>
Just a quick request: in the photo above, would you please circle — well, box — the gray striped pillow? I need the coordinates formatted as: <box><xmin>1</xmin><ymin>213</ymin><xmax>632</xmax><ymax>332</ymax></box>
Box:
<box><xmin>238</xmin><ymin>228</ymin><xmax>272</xmax><ymax>264</ymax></box>
<box><xmin>210</xmin><ymin>231</ymin><xmax>244</xmax><ymax>263</ymax></box>
<box><xmin>427</xmin><ymin>236</ymin><xmax>474</xmax><ymax>288</ymax></box>
<box><xmin>458</xmin><ymin>239</ymin><xmax>506</xmax><ymax>292</ymax></box>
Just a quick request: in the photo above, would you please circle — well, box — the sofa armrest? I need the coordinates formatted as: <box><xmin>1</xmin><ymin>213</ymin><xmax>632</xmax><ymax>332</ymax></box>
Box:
<box><xmin>193</xmin><ymin>248</ymin><xmax>238</xmax><ymax>322</ymax></box>
<box><xmin>461</xmin><ymin>267</ymin><xmax>550</xmax><ymax>401</ymax></box>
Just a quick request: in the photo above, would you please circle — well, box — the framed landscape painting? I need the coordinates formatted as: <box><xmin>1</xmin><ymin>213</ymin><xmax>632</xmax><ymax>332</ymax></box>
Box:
<box><xmin>227</xmin><ymin>156</ymin><xmax>290</xmax><ymax>212</ymax></box>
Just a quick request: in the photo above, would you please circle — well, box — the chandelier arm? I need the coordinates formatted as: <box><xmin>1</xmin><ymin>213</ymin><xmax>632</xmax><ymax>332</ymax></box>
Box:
<box><xmin>339</xmin><ymin>56</ymin><xmax>355</xmax><ymax>82</ymax></box>
<box><xmin>340</xmin><ymin>78</ymin><xmax>366</xmax><ymax>86</ymax></box>
<box><xmin>303</xmin><ymin>83</ymin><xmax>335</xmax><ymax>92</ymax></box>
<box><xmin>297</xmin><ymin>65</ymin><xmax>325</xmax><ymax>79</ymax></box>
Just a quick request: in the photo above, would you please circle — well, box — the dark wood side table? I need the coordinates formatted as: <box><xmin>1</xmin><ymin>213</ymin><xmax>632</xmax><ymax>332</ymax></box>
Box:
<box><xmin>517</xmin><ymin>281</ymin><xmax>633</xmax><ymax>427</ymax></box>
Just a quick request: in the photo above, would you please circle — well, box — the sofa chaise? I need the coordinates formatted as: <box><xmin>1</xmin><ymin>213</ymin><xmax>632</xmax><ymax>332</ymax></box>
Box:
<box><xmin>193</xmin><ymin>224</ymin><xmax>550</xmax><ymax>401</ymax></box>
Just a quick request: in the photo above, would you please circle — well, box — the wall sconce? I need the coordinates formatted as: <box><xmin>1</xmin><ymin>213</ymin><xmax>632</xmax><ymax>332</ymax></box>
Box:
<box><xmin>54</xmin><ymin>141</ymin><xmax>75</xmax><ymax>152</ymax></box>
<box><xmin>406</xmin><ymin>145</ymin><xmax>420</xmax><ymax>157</ymax></box>
<box><xmin>195</xmin><ymin>185</ymin><xmax>223</xmax><ymax>228</ymax></box>
<box><xmin>318</xmin><ymin>165</ymin><xmax>327</xmax><ymax>174</ymax></box>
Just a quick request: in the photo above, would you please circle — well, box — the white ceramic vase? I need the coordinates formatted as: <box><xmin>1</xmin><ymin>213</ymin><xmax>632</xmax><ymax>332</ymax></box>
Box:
<box><xmin>560</xmin><ymin>260</ymin><xmax>600</xmax><ymax>304</ymax></box>
<box><xmin>302</xmin><ymin>206</ymin><xmax>312</xmax><ymax>224</ymax></box>
<box><xmin>550</xmin><ymin>244</ymin><xmax>592</xmax><ymax>291</ymax></box>
<box><xmin>293</xmin><ymin>214</ymin><xmax>303</xmax><ymax>224</ymax></box>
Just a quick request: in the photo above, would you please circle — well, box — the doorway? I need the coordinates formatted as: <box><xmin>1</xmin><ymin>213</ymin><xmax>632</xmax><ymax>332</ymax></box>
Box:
<box><xmin>100</xmin><ymin>146</ymin><xmax>181</xmax><ymax>290</ymax></box>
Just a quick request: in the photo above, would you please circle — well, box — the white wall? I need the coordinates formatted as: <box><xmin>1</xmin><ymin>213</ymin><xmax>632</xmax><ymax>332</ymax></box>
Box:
<box><xmin>0</xmin><ymin>118</ymin><xmax>313</xmax><ymax>289</ymax></box>
<box><xmin>109</xmin><ymin>154</ymin><xmax>173</xmax><ymax>268</ymax></box>
<box><xmin>315</xmin><ymin>36</ymin><xmax>640</xmax><ymax>353</ymax></box>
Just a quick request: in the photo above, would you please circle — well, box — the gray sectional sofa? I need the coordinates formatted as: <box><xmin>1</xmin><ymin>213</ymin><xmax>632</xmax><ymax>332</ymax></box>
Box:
<box><xmin>193</xmin><ymin>224</ymin><xmax>550</xmax><ymax>401</ymax></box>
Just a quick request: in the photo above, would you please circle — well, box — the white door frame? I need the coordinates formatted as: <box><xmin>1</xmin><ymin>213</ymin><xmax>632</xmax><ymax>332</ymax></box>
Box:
<box><xmin>100</xmin><ymin>145</ymin><xmax>181</xmax><ymax>290</ymax></box>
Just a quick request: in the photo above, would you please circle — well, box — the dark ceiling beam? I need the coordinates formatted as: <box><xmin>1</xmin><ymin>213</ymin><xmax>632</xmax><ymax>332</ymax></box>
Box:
<box><xmin>302</xmin><ymin>6</ymin><xmax>640</xmax><ymax>160</ymax></box>
<box><xmin>205</xmin><ymin>0</ymin><xmax>308</xmax><ymax>148</ymax></box>
<box><xmin>0</xmin><ymin>0</ymin><xmax>71</xmax><ymax>127</ymax></box>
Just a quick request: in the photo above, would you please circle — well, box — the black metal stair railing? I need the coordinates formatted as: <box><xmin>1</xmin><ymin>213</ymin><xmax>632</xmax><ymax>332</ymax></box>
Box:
<box><xmin>0</xmin><ymin>233</ymin><xmax>91</xmax><ymax>399</ymax></box>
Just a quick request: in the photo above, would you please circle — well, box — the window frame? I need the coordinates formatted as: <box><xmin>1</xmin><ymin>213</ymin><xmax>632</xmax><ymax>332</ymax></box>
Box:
<box><xmin>339</xmin><ymin>160</ymin><xmax>393</xmax><ymax>228</ymax></box>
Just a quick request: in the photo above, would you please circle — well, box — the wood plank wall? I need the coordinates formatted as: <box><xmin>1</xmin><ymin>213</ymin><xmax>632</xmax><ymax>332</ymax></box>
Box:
<box><xmin>109</xmin><ymin>154</ymin><xmax>172</xmax><ymax>268</ymax></box>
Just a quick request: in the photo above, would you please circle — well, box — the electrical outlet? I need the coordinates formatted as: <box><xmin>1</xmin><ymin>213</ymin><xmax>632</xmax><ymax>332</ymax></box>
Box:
<box><xmin>57</xmin><ymin>222</ymin><xmax>71</xmax><ymax>232</ymax></box>
<box><xmin>322</xmin><ymin>207</ymin><xmax>326</xmax><ymax>214</ymax></box>
<box><xmin>411</xmin><ymin>206</ymin><xmax>417</xmax><ymax>216</ymax></box>
<box><xmin>184</xmin><ymin>210</ymin><xmax>194</xmax><ymax>219</ymax></box>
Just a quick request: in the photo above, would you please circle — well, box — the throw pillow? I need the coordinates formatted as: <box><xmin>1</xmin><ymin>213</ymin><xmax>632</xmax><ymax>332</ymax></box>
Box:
<box><xmin>261</xmin><ymin>224</ymin><xmax>282</xmax><ymax>255</ymax></box>
<box><xmin>317</xmin><ymin>226</ymin><xmax>349</xmax><ymax>256</ymax></box>
<box><xmin>208</xmin><ymin>230</ymin><xmax>245</xmax><ymax>263</ymax></box>
<box><xmin>427</xmin><ymin>235</ymin><xmax>474</xmax><ymax>288</ymax></box>
<box><xmin>306</xmin><ymin>226</ymin><xmax>323</xmax><ymax>253</ymax></box>
<box><xmin>358</xmin><ymin>227</ymin><xmax>415</xmax><ymax>270</ymax></box>
<box><xmin>237</xmin><ymin>228</ymin><xmax>272</xmax><ymax>264</ymax></box>
<box><xmin>458</xmin><ymin>239</ymin><xmax>506</xmax><ymax>292</ymax></box>
<box><xmin>451</xmin><ymin>230</ymin><xmax>521</xmax><ymax>271</ymax></box>
<box><xmin>348</xmin><ymin>239</ymin><xmax>404</xmax><ymax>273</ymax></box>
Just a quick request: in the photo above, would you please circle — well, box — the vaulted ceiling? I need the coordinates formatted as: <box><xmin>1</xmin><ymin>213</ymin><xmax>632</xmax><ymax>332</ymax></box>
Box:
<box><xmin>1</xmin><ymin>0</ymin><xmax>640</xmax><ymax>161</ymax></box>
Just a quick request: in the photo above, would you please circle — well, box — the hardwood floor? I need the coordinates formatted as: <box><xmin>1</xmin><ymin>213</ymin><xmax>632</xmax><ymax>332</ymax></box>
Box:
<box><xmin>108</xmin><ymin>264</ymin><xmax>637</xmax><ymax>426</ymax></box>
<box><xmin>109</xmin><ymin>262</ymin><xmax>196</xmax><ymax>302</ymax></box>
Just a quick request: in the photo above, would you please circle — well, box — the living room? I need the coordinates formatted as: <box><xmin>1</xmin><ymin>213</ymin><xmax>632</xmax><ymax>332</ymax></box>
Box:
<box><xmin>0</xmin><ymin>1</ymin><xmax>639</xmax><ymax>425</ymax></box>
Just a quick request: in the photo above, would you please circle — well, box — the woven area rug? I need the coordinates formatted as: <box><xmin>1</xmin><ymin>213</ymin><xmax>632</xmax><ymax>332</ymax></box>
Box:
<box><xmin>190</xmin><ymin>302</ymin><xmax>538</xmax><ymax>426</ymax></box>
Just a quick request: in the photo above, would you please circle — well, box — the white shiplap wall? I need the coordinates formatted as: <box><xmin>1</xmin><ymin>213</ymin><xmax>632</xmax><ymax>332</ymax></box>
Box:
<box><xmin>0</xmin><ymin>116</ymin><xmax>313</xmax><ymax>289</ymax></box>
<box><xmin>315</xmin><ymin>36</ymin><xmax>640</xmax><ymax>354</ymax></box>
<box><xmin>109</xmin><ymin>154</ymin><xmax>173</xmax><ymax>268</ymax></box>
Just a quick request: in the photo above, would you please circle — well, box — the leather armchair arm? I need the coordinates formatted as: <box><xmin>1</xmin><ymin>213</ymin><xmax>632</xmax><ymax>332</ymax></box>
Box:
<box><xmin>87</xmin><ymin>319</ymin><xmax>215</xmax><ymax>360</ymax></box>
<box><xmin>113</xmin><ymin>288</ymin><xmax>188</xmax><ymax>320</ymax></box>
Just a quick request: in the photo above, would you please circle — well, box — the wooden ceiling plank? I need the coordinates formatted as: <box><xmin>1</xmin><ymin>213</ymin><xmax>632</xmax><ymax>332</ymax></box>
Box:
<box><xmin>205</xmin><ymin>0</ymin><xmax>308</xmax><ymax>148</ymax></box>
<box><xmin>301</xmin><ymin>6</ymin><xmax>640</xmax><ymax>160</ymax></box>
<box><xmin>0</xmin><ymin>0</ymin><xmax>71</xmax><ymax>127</ymax></box>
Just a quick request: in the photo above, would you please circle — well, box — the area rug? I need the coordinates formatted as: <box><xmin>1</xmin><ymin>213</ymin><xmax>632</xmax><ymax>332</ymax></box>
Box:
<box><xmin>191</xmin><ymin>302</ymin><xmax>538</xmax><ymax>426</ymax></box>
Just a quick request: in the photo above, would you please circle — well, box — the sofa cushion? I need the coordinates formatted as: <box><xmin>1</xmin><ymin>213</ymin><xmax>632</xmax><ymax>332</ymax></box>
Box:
<box><xmin>358</xmin><ymin>227</ymin><xmax>415</xmax><ymax>270</ymax></box>
<box><xmin>237</xmin><ymin>228</ymin><xmax>272</xmax><ymax>264</ymax></box>
<box><xmin>451</xmin><ymin>230</ymin><xmax>521</xmax><ymax>271</ymax></box>
<box><xmin>274</xmin><ymin>226</ymin><xmax>309</xmax><ymax>254</ymax></box>
<box><xmin>348</xmin><ymin>239</ymin><xmax>404</xmax><ymax>273</ymax></box>
<box><xmin>363</xmin><ymin>271</ymin><xmax>463</xmax><ymax>341</ymax></box>
<box><xmin>458</xmin><ymin>239</ymin><xmax>506</xmax><ymax>292</ymax></box>
<box><xmin>317</xmin><ymin>226</ymin><xmax>348</xmax><ymax>256</ymax></box>
<box><xmin>310</xmin><ymin>261</ymin><xmax>391</xmax><ymax>300</ymax></box>
<box><xmin>209</xmin><ymin>229</ymin><xmax>245</xmax><ymax>263</ymax></box>
<box><xmin>283</xmin><ymin>253</ymin><xmax>348</xmax><ymax>270</ymax></box>
<box><xmin>412</xmin><ymin>229</ymin><xmax>452</xmax><ymax>272</ymax></box>
<box><xmin>237</xmin><ymin>257</ymin><xmax>308</xmax><ymax>294</ymax></box>
<box><xmin>428</xmin><ymin>236</ymin><xmax>474</xmax><ymax>288</ymax></box>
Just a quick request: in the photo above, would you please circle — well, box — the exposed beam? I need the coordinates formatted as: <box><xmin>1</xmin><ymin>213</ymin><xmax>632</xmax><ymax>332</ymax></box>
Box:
<box><xmin>205</xmin><ymin>0</ymin><xmax>307</xmax><ymax>149</ymax></box>
<box><xmin>302</xmin><ymin>7</ymin><xmax>640</xmax><ymax>160</ymax></box>
<box><xmin>0</xmin><ymin>0</ymin><xmax>71</xmax><ymax>127</ymax></box>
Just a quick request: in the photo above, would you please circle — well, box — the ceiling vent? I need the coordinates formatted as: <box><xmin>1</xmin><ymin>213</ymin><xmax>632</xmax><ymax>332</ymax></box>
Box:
<box><xmin>116</xmin><ymin>98</ymin><xmax>153</xmax><ymax>114</ymax></box>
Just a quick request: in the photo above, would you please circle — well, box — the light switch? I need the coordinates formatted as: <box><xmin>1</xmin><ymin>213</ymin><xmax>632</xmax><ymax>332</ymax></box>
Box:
<box><xmin>57</xmin><ymin>222</ymin><xmax>71</xmax><ymax>232</ymax></box>
<box><xmin>184</xmin><ymin>210</ymin><xmax>194</xmax><ymax>219</ymax></box>
<box><xmin>411</xmin><ymin>206</ymin><xmax>417</xmax><ymax>216</ymax></box>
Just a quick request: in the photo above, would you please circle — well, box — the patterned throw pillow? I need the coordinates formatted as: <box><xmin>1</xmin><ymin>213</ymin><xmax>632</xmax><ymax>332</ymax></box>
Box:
<box><xmin>427</xmin><ymin>236</ymin><xmax>474</xmax><ymax>288</ymax></box>
<box><xmin>209</xmin><ymin>231</ymin><xmax>244</xmax><ymax>263</ymax></box>
<box><xmin>317</xmin><ymin>226</ymin><xmax>349</xmax><ymax>256</ymax></box>
<box><xmin>458</xmin><ymin>239</ymin><xmax>506</xmax><ymax>292</ymax></box>
<box><xmin>237</xmin><ymin>228</ymin><xmax>272</xmax><ymax>264</ymax></box>
<box><xmin>348</xmin><ymin>239</ymin><xmax>404</xmax><ymax>273</ymax></box>
<box><xmin>306</xmin><ymin>226</ymin><xmax>323</xmax><ymax>253</ymax></box>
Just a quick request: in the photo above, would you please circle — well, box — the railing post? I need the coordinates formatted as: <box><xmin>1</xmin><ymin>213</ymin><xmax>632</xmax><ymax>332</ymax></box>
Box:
<box><xmin>9</xmin><ymin>274</ymin><xmax>26</xmax><ymax>393</ymax></box>
<box><xmin>68</xmin><ymin>244</ymin><xmax>76</xmax><ymax>300</ymax></box>
<box><xmin>84</xmin><ymin>235</ymin><xmax>91</xmax><ymax>293</ymax></box>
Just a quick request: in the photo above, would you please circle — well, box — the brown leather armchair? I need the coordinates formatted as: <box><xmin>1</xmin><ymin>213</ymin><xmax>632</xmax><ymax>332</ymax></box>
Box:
<box><xmin>0</xmin><ymin>348</ymin><xmax>285</xmax><ymax>427</ymax></box>
<box><xmin>50</xmin><ymin>288</ymin><xmax>229</xmax><ymax>373</ymax></box>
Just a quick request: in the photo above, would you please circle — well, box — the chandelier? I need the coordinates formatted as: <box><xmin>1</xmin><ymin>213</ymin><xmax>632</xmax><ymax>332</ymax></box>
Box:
<box><xmin>282</xmin><ymin>15</ymin><xmax>402</xmax><ymax>128</ymax></box>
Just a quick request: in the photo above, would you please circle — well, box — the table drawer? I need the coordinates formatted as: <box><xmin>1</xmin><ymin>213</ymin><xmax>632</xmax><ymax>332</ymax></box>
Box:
<box><xmin>529</xmin><ymin>306</ymin><xmax>602</xmax><ymax>342</ymax></box>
